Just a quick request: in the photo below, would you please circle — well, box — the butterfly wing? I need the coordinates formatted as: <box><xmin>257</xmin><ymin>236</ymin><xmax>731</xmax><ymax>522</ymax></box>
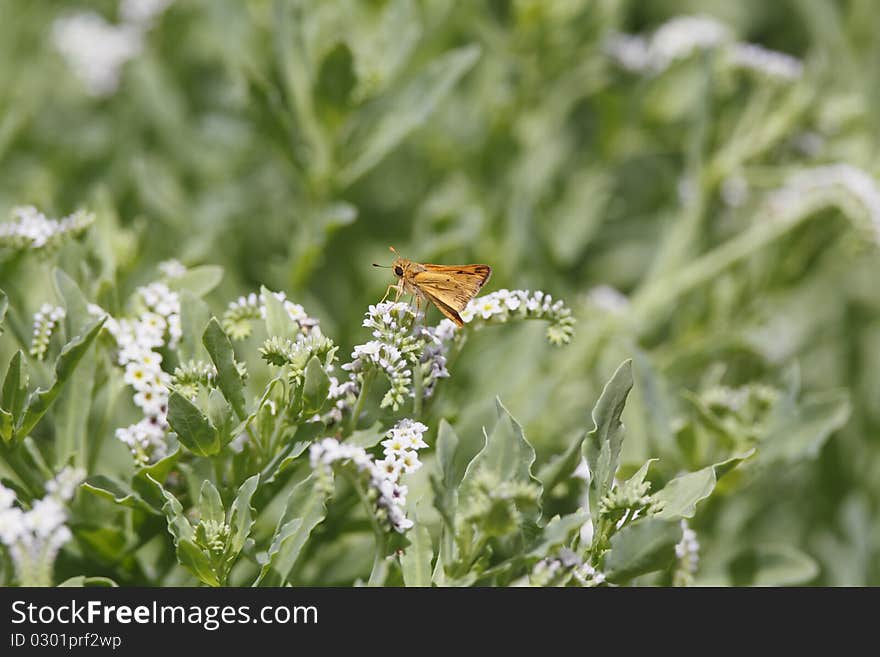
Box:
<box><xmin>412</xmin><ymin>264</ymin><xmax>492</xmax><ymax>326</ymax></box>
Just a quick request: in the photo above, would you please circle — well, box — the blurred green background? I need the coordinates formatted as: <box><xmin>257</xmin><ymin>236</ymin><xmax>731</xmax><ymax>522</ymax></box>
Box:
<box><xmin>1</xmin><ymin>0</ymin><xmax>879</xmax><ymax>584</ymax></box>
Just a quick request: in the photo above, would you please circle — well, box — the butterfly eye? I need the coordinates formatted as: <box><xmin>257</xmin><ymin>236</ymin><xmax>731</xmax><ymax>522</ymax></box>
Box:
<box><xmin>394</xmin><ymin>266</ymin><xmax>404</xmax><ymax>276</ymax></box>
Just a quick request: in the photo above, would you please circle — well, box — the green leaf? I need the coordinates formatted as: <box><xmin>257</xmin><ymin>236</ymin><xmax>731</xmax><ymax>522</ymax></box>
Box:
<box><xmin>178</xmin><ymin>291</ymin><xmax>211</xmax><ymax>362</ymax></box>
<box><xmin>400</xmin><ymin>509</ymin><xmax>433</xmax><ymax>587</ymax></box>
<box><xmin>604</xmin><ymin>517</ymin><xmax>682</xmax><ymax>583</ymax></box>
<box><xmin>261</xmin><ymin>285</ymin><xmax>297</xmax><ymax>340</ymax></box>
<box><xmin>339</xmin><ymin>44</ymin><xmax>481</xmax><ymax>186</ymax></box>
<box><xmin>199</xmin><ymin>480</ymin><xmax>225</xmax><ymax>526</ymax></box>
<box><xmin>167</xmin><ymin>265</ymin><xmax>224</xmax><ymax>296</ymax></box>
<box><xmin>527</xmin><ymin>510</ymin><xmax>588</xmax><ymax>559</ymax></box>
<box><xmin>177</xmin><ymin>539</ymin><xmax>221</xmax><ymax>587</ymax></box>
<box><xmin>1</xmin><ymin>351</ymin><xmax>28</xmax><ymax>420</ymax></box>
<box><xmin>537</xmin><ymin>430</ymin><xmax>585</xmax><ymax>494</ymax></box>
<box><xmin>458</xmin><ymin>398</ymin><xmax>542</xmax><ymax>521</ymax></box>
<box><xmin>17</xmin><ymin>318</ymin><xmax>104</xmax><ymax>439</ymax></box>
<box><xmin>301</xmin><ymin>356</ymin><xmax>330</xmax><ymax>416</ymax></box>
<box><xmin>346</xmin><ymin>422</ymin><xmax>386</xmax><ymax>449</ymax></box>
<box><xmin>0</xmin><ymin>408</ymin><xmax>11</xmax><ymax>443</ymax></box>
<box><xmin>202</xmin><ymin>318</ymin><xmax>247</xmax><ymax>420</ymax></box>
<box><xmin>228</xmin><ymin>474</ymin><xmax>259</xmax><ymax>555</ymax></box>
<box><xmin>82</xmin><ymin>448</ymin><xmax>182</xmax><ymax>515</ymax></box>
<box><xmin>256</xmin><ymin>474</ymin><xmax>327</xmax><ymax>586</ymax></box>
<box><xmin>54</xmin><ymin>343</ymin><xmax>96</xmax><ymax>469</ymax></box>
<box><xmin>583</xmin><ymin>360</ymin><xmax>633</xmax><ymax>531</ymax></box>
<box><xmin>167</xmin><ymin>391</ymin><xmax>220</xmax><ymax>456</ymax></box>
<box><xmin>57</xmin><ymin>576</ymin><xmax>118</xmax><ymax>587</ymax></box>
<box><xmin>654</xmin><ymin>450</ymin><xmax>753</xmax><ymax>520</ymax></box>
<box><xmin>54</xmin><ymin>268</ymin><xmax>91</xmax><ymax>338</ymax></box>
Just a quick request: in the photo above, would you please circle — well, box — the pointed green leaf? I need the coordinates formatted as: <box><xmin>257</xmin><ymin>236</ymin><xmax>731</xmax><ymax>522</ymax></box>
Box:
<box><xmin>178</xmin><ymin>291</ymin><xmax>211</xmax><ymax>362</ymax></box>
<box><xmin>261</xmin><ymin>286</ymin><xmax>297</xmax><ymax>340</ymax></box>
<box><xmin>17</xmin><ymin>319</ymin><xmax>104</xmax><ymax>439</ymax></box>
<box><xmin>256</xmin><ymin>474</ymin><xmax>327</xmax><ymax>585</ymax></box>
<box><xmin>167</xmin><ymin>265</ymin><xmax>223</xmax><ymax>296</ymax></box>
<box><xmin>537</xmin><ymin>430</ymin><xmax>586</xmax><ymax>494</ymax></box>
<box><xmin>54</xmin><ymin>268</ymin><xmax>91</xmax><ymax>337</ymax></box>
<box><xmin>202</xmin><ymin>318</ymin><xmax>246</xmax><ymax>420</ymax></box>
<box><xmin>228</xmin><ymin>474</ymin><xmax>259</xmax><ymax>555</ymax></box>
<box><xmin>199</xmin><ymin>480</ymin><xmax>225</xmax><ymax>526</ymax></box>
<box><xmin>527</xmin><ymin>510</ymin><xmax>588</xmax><ymax>559</ymax></box>
<box><xmin>177</xmin><ymin>539</ymin><xmax>221</xmax><ymax>586</ymax></box>
<box><xmin>583</xmin><ymin>360</ymin><xmax>633</xmax><ymax>530</ymax></box>
<box><xmin>301</xmin><ymin>356</ymin><xmax>330</xmax><ymax>416</ymax></box>
<box><xmin>167</xmin><ymin>391</ymin><xmax>220</xmax><ymax>456</ymax></box>
<box><xmin>1</xmin><ymin>351</ymin><xmax>28</xmax><ymax>421</ymax></box>
<box><xmin>0</xmin><ymin>408</ymin><xmax>12</xmax><ymax>443</ymax></box>
<box><xmin>458</xmin><ymin>398</ymin><xmax>541</xmax><ymax>521</ymax></box>
<box><xmin>604</xmin><ymin>517</ymin><xmax>682</xmax><ymax>583</ymax></box>
<box><xmin>400</xmin><ymin>515</ymin><xmax>433</xmax><ymax>587</ymax></box>
<box><xmin>654</xmin><ymin>450</ymin><xmax>753</xmax><ymax>520</ymax></box>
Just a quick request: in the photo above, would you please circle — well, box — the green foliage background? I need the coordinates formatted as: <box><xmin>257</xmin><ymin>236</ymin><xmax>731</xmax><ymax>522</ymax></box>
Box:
<box><xmin>1</xmin><ymin>0</ymin><xmax>879</xmax><ymax>585</ymax></box>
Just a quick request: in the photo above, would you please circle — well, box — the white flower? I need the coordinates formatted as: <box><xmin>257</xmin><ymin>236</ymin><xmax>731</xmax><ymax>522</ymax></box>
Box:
<box><xmin>25</xmin><ymin>498</ymin><xmax>67</xmax><ymax>538</ymax></box>
<box><xmin>729</xmin><ymin>42</ymin><xmax>803</xmax><ymax>80</ymax></box>
<box><xmin>124</xmin><ymin>363</ymin><xmax>152</xmax><ymax>390</ymax></box>
<box><xmin>158</xmin><ymin>258</ymin><xmax>186</xmax><ymax>278</ymax></box>
<box><xmin>0</xmin><ymin>507</ymin><xmax>24</xmax><ymax>545</ymax></box>
<box><xmin>52</xmin><ymin>12</ymin><xmax>143</xmax><ymax>96</ymax></box>
<box><xmin>397</xmin><ymin>450</ymin><xmax>422</xmax><ymax>474</ymax></box>
<box><xmin>0</xmin><ymin>485</ymin><xmax>16</xmax><ymax>510</ymax></box>
<box><xmin>475</xmin><ymin>296</ymin><xmax>502</xmax><ymax>319</ymax></box>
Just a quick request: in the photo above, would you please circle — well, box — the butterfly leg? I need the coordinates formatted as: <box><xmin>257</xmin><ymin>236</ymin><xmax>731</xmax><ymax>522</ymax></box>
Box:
<box><xmin>380</xmin><ymin>283</ymin><xmax>403</xmax><ymax>303</ymax></box>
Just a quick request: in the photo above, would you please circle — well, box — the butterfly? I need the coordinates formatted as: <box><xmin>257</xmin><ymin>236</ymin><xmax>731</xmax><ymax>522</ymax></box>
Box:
<box><xmin>373</xmin><ymin>247</ymin><xmax>492</xmax><ymax>326</ymax></box>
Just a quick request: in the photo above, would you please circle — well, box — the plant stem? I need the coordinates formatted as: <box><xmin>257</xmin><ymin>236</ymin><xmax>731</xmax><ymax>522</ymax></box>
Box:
<box><xmin>348</xmin><ymin>368</ymin><xmax>376</xmax><ymax>434</ymax></box>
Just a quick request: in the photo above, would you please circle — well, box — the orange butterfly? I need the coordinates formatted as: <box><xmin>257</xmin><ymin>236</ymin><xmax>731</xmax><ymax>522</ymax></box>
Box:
<box><xmin>373</xmin><ymin>247</ymin><xmax>492</xmax><ymax>326</ymax></box>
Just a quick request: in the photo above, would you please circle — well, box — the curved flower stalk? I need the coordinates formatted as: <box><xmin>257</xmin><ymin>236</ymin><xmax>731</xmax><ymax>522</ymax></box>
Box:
<box><xmin>766</xmin><ymin>164</ymin><xmax>880</xmax><ymax>242</ymax></box>
<box><xmin>309</xmin><ymin>419</ymin><xmax>429</xmax><ymax>533</ymax></box>
<box><xmin>606</xmin><ymin>15</ymin><xmax>803</xmax><ymax>81</ymax></box>
<box><xmin>90</xmin><ymin>277</ymin><xmax>184</xmax><ymax>465</ymax></box>
<box><xmin>459</xmin><ymin>289</ymin><xmax>576</xmax><ymax>346</ymax></box>
<box><xmin>0</xmin><ymin>206</ymin><xmax>94</xmax><ymax>254</ymax></box>
<box><xmin>29</xmin><ymin>304</ymin><xmax>66</xmax><ymax>360</ymax></box>
<box><xmin>673</xmin><ymin>520</ymin><xmax>700</xmax><ymax>586</ymax></box>
<box><xmin>341</xmin><ymin>292</ymin><xmax>575</xmax><ymax>414</ymax></box>
<box><xmin>0</xmin><ymin>467</ymin><xmax>84</xmax><ymax>586</ymax></box>
<box><xmin>222</xmin><ymin>289</ymin><xmax>320</xmax><ymax>340</ymax></box>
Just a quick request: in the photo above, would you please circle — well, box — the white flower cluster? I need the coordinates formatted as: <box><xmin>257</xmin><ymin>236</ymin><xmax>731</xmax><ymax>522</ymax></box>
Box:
<box><xmin>0</xmin><ymin>206</ymin><xmax>94</xmax><ymax>253</ymax></box>
<box><xmin>29</xmin><ymin>304</ymin><xmax>66</xmax><ymax>361</ymax></box>
<box><xmin>673</xmin><ymin>520</ymin><xmax>700</xmax><ymax>586</ymax></box>
<box><xmin>323</xmin><ymin>375</ymin><xmax>359</xmax><ymax>425</ymax></box>
<box><xmin>158</xmin><ymin>258</ymin><xmax>187</xmax><ymax>279</ymax></box>
<box><xmin>530</xmin><ymin>555</ymin><xmax>606</xmax><ymax>587</ymax></box>
<box><xmin>52</xmin><ymin>1</ymin><xmax>173</xmax><ymax>97</ymax></box>
<box><xmin>767</xmin><ymin>164</ymin><xmax>880</xmax><ymax>242</ymax></box>
<box><xmin>309</xmin><ymin>419</ymin><xmax>429</xmax><ymax>533</ymax></box>
<box><xmin>460</xmin><ymin>289</ymin><xmax>576</xmax><ymax>346</ymax></box>
<box><xmin>728</xmin><ymin>42</ymin><xmax>803</xmax><ymax>81</ymax></box>
<box><xmin>92</xmin><ymin>281</ymin><xmax>181</xmax><ymax>465</ymax></box>
<box><xmin>342</xmin><ymin>302</ymin><xmax>422</xmax><ymax>410</ymax></box>
<box><xmin>606</xmin><ymin>15</ymin><xmax>803</xmax><ymax>81</ymax></box>
<box><xmin>222</xmin><ymin>290</ymin><xmax>320</xmax><ymax>340</ymax></box>
<box><xmin>0</xmin><ymin>467</ymin><xmax>84</xmax><ymax>586</ymax></box>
